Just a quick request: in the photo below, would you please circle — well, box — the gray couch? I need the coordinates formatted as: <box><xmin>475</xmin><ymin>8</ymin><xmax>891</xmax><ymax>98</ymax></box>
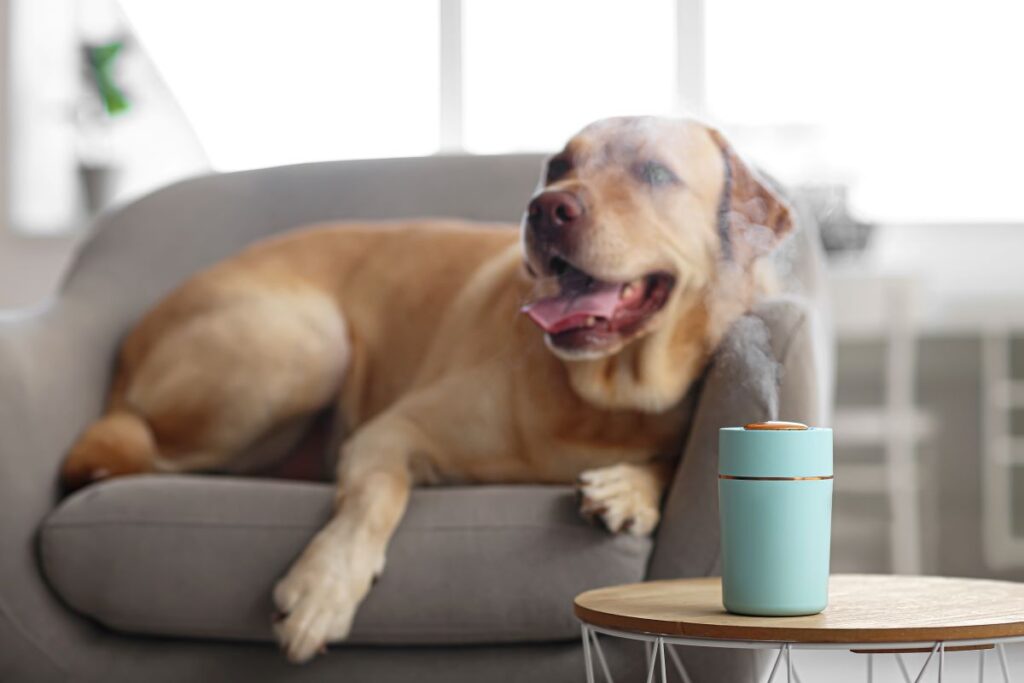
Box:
<box><xmin>0</xmin><ymin>155</ymin><xmax>831</xmax><ymax>682</ymax></box>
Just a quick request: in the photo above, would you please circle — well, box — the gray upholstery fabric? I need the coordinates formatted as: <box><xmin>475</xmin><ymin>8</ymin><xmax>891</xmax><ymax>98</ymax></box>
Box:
<box><xmin>650</xmin><ymin>313</ymin><xmax>782</xmax><ymax>582</ymax></box>
<box><xmin>40</xmin><ymin>477</ymin><xmax>650</xmax><ymax>644</ymax></box>
<box><xmin>0</xmin><ymin>154</ymin><xmax>830</xmax><ymax>682</ymax></box>
<box><xmin>650</xmin><ymin>299</ymin><xmax>825</xmax><ymax>579</ymax></box>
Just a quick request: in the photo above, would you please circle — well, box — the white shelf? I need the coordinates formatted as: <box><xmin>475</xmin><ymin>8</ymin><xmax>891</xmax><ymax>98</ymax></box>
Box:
<box><xmin>833</xmin><ymin>462</ymin><xmax>922</xmax><ymax>495</ymax></box>
<box><xmin>989</xmin><ymin>379</ymin><xmax>1024</xmax><ymax>409</ymax></box>
<box><xmin>832</xmin><ymin>407</ymin><xmax>936</xmax><ymax>447</ymax></box>
<box><xmin>988</xmin><ymin>435</ymin><xmax>1024</xmax><ymax>467</ymax></box>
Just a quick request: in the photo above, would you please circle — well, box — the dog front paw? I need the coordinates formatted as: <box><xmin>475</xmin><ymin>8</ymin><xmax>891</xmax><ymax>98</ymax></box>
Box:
<box><xmin>577</xmin><ymin>463</ymin><xmax>664</xmax><ymax>536</ymax></box>
<box><xmin>272</xmin><ymin>544</ymin><xmax>373</xmax><ymax>663</ymax></box>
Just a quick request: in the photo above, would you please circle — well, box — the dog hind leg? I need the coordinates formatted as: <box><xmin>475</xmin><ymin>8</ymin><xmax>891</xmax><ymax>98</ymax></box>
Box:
<box><xmin>61</xmin><ymin>288</ymin><xmax>349</xmax><ymax>491</ymax></box>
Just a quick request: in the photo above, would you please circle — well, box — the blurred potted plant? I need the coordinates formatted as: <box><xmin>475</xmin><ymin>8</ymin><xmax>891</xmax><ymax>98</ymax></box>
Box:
<box><xmin>78</xmin><ymin>38</ymin><xmax>130</xmax><ymax>213</ymax></box>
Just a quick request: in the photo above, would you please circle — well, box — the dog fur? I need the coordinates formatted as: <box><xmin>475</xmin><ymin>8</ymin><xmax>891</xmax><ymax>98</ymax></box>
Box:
<box><xmin>60</xmin><ymin>117</ymin><xmax>793</xmax><ymax>662</ymax></box>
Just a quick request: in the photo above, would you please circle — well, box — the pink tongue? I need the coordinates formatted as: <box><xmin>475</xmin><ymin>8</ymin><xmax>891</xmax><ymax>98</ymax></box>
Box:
<box><xmin>522</xmin><ymin>282</ymin><xmax>622</xmax><ymax>334</ymax></box>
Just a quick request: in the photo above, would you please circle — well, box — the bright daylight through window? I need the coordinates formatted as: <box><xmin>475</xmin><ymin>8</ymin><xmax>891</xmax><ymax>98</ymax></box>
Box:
<box><xmin>15</xmin><ymin>0</ymin><xmax>1024</xmax><ymax>231</ymax></box>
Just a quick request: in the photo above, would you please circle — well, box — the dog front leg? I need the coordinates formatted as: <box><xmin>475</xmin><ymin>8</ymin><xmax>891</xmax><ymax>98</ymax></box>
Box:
<box><xmin>273</xmin><ymin>421</ymin><xmax>419</xmax><ymax>663</ymax></box>
<box><xmin>577</xmin><ymin>459</ymin><xmax>675</xmax><ymax>536</ymax></box>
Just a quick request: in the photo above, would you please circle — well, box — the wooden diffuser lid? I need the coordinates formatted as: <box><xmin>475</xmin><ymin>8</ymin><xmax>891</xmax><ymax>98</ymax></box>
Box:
<box><xmin>743</xmin><ymin>421</ymin><xmax>809</xmax><ymax>431</ymax></box>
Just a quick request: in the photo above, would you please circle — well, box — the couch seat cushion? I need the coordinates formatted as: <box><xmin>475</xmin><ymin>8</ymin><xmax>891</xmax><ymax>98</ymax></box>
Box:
<box><xmin>39</xmin><ymin>476</ymin><xmax>651</xmax><ymax>645</ymax></box>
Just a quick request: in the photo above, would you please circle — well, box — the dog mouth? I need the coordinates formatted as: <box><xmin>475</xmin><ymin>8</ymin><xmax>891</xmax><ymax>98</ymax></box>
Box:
<box><xmin>521</xmin><ymin>257</ymin><xmax>676</xmax><ymax>348</ymax></box>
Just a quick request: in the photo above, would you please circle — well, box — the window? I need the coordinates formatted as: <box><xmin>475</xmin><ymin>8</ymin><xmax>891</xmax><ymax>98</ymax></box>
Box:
<box><xmin>6</xmin><ymin>0</ymin><xmax>1024</xmax><ymax>234</ymax></box>
<box><xmin>121</xmin><ymin>0</ymin><xmax>440</xmax><ymax>171</ymax></box>
<box><xmin>128</xmin><ymin>0</ymin><xmax>677</xmax><ymax>163</ymax></box>
<box><xmin>461</xmin><ymin>0</ymin><xmax>676</xmax><ymax>153</ymax></box>
<box><xmin>704</xmin><ymin>0</ymin><xmax>1024</xmax><ymax>223</ymax></box>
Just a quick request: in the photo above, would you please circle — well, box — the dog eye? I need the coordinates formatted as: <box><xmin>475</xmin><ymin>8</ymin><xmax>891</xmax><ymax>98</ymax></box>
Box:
<box><xmin>546</xmin><ymin>157</ymin><xmax>572</xmax><ymax>183</ymax></box>
<box><xmin>636</xmin><ymin>161</ymin><xmax>679</xmax><ymax>187</ymax></box>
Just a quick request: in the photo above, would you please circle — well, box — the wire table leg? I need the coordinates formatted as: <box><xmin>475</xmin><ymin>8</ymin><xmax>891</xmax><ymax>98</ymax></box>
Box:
<box><xmin>581</xmin><ymin>625</ymin><xmax>595</xmax><ymax>683</ymax></box>
<box><xmin>896</xmin><ymin>654</ymin><xmax>912</xmax><ymax>683</ymax></box>
<box><xmin>643</xmin><ymin>639</ymin><xmax>659</xmax><ymax>683</ymax></box>
<box><xmin>913</xmin><ymin>643</ymin><xmax>941</xmax><ymax>683</ymax></box>
<box><xmin>765</xmin><ymin>644</ymin><xmax>786</xmax><ymax>683</ymax></box>
<box><xmin>579</xmin><ymin>625</ymin><xmax>1018</xmax><ymax>683</ymax></box>
<box><xmin>792</xmin><ymin>660</ymin><xmax>804</xmax><ymax>683</ymax></box>
<box><xmin>589</xmin><ymin>630</ymin><xmax>614</xmax><ymax>683</ymax></box>
<box><xmin>997</xmin><ymin>643</ymin><xmax>1011</xmax><ymax>683</ymax></box>
<box><xmin>666</xmin><ymin>644</ymin><xmax>694</xmax><ymax>683</ymax></box>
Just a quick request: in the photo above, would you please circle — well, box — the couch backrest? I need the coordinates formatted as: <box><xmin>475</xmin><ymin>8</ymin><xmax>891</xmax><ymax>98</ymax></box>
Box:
<box><xmin>62</xmin><ymin>154</ymin><xmax>547</xmax><ymax>337</ymax></box>
<box><xmin>0</xmin><ymin>155</ymin><xmax>548</xmax><ymax>576</ymax></box>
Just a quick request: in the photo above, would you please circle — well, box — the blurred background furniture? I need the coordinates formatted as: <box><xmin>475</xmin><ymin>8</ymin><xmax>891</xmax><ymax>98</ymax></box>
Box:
<box><xmin>829</xmin><ymin>268</ymin><xmax>936</xmax><ymax>574</ymax></box>
<box><xmin>982</xmin><ymin>329</ymin><xmax>1024</xmax><ymax>572</ymax></box>
<box><xmin>0</xmin><ymin>154</ymin><xmax>831</xmax><ymax>682</ymax></box>
<box><xmin>821</xmin><ymin>223</ymin><xmax>1024</xmax><ymax>583</ymax></box>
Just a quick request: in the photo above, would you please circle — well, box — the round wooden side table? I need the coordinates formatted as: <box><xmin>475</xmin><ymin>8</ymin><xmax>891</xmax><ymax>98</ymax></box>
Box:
<box><xmin>574</xmin><ymin>574</ymin><xmax>1024</xmax><ymax>683</ymax></box>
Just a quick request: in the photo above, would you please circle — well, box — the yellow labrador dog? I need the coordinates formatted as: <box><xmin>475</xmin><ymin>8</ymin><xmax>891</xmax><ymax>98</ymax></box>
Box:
<box><xmin>60</xmin><ymin>117</ymin><xmax>792</xmax><ymax>662</ymax></box>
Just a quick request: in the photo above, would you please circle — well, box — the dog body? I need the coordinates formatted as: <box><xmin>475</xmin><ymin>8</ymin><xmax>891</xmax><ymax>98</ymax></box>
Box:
<box><xmin>61</xmin><ymin>118</ymin><xmax>793</xmax><ymax>661</ymax></box>
<box><xmin>96</xmin><ymin>223</ymin><xmax>685</xmax><ymax>481</ymax></box>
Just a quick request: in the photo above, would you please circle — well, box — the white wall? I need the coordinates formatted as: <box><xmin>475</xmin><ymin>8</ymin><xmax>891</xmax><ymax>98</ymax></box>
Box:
<box><xmin>0</xmin><ymin>0</ymin><xmax>89</xmax><ymax>311</ymax></box>
<box><xmin>0</xmin><ymin>233</ymin><xmax>80</xmax><ymax>311</ymax></box>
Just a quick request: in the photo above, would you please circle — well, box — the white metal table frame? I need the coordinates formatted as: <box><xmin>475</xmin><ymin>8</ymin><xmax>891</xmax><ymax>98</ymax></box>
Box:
<box><xmin>579</xmin><ymin>623</ymin><xmax>1021</xmax><ymax>683</ymax></box>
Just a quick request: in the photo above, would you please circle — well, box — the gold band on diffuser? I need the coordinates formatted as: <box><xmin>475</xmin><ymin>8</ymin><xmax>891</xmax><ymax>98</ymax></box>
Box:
<box><xmin>718</xmin><ymin>474</ymin><xmax>834</xmax><ymax>481</ymax></box>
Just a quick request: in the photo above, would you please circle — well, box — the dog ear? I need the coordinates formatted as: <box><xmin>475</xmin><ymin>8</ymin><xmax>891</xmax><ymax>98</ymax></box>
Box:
<box><xmin>707</xmin><ymin>128</ymin><xmax>794</xmax><ymax>264</ymax></box>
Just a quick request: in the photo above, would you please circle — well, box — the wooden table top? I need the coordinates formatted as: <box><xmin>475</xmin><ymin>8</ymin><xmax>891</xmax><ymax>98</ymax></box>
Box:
<box><xmin>574</xmin><ymin>575</ymin><xmax>1024</xmax><ymax>644</ymax></box>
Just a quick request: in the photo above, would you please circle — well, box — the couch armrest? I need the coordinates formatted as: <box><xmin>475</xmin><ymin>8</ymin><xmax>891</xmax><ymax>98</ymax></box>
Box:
<box><xmin>0</xmin><ymin>311</ymin><xmax>114</xmax><ymax>679</ymax></box>
<box><xmin>648</xmin><ymin>297</ymin><xmax>828</xmax><ymax>581</ymax></box>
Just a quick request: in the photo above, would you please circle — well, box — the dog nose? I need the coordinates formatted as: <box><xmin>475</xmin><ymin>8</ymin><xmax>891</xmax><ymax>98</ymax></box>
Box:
<box><xmin>527</xmin><ymin>191</ymin><xmax>584</xmax><ymax>237</ymax></box>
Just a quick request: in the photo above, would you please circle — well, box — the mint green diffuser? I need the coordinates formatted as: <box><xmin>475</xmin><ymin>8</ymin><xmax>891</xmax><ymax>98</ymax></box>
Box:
<box><xmin>718</xmin><ymin>422</ymin><xmax>834</xmax><ymax>616</ymax></box>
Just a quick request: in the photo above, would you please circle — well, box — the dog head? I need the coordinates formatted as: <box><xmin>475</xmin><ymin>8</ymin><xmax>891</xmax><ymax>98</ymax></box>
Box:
<box><xmin>521</xmin><ymin>117</ymin><xmax>793</xmax><ymax>362</ymax></box>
